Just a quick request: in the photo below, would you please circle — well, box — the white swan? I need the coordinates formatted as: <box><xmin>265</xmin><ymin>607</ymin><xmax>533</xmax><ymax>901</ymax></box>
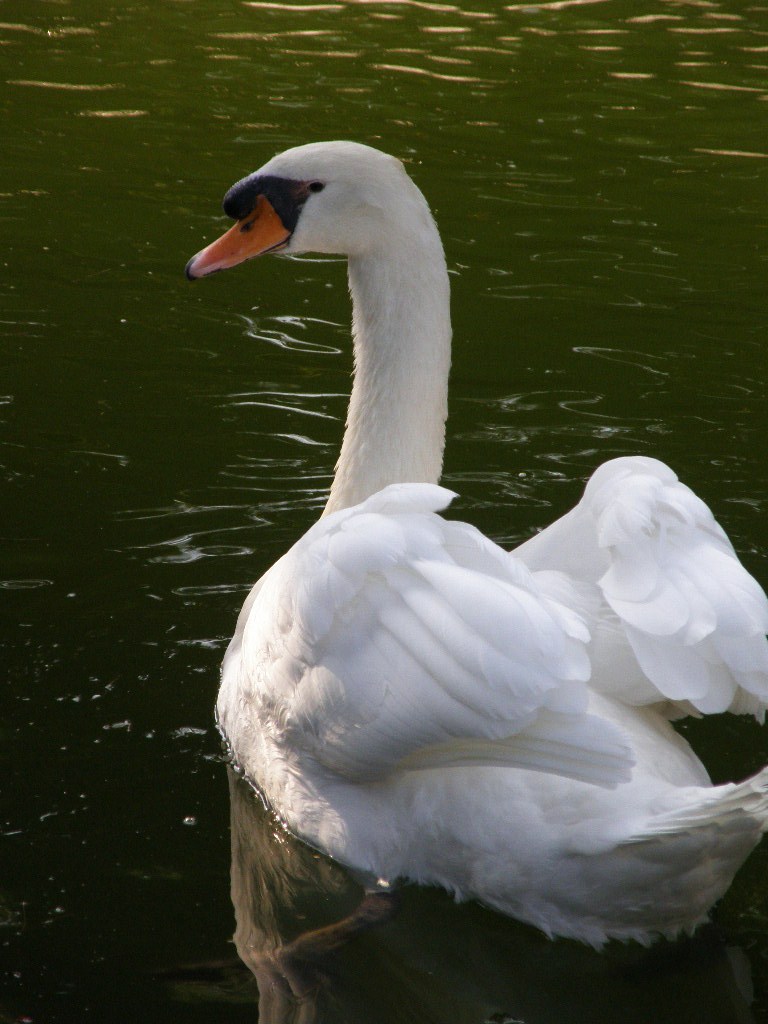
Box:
<box><xmin>186</xmin><ymin>141</ymin><xmax>768</xmax><ymax>947</ymax></box>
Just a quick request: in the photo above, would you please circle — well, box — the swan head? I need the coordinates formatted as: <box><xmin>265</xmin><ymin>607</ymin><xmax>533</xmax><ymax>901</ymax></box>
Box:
<box><xmin>185</xmin><ymin>141</ymin><xmax>423</xmax><ymax>279</ymax></box>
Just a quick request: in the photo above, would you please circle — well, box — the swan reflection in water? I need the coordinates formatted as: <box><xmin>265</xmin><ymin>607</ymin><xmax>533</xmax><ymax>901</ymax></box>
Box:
<box><xmin>205</xmin><ymin>769</ymin><xmax>753</xmax><ymax>1024</ymax></box>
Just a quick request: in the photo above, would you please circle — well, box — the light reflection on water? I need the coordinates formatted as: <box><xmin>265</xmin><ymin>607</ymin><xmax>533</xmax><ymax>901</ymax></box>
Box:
<box><xmin>3</xmin><ymin>0</ymin><xmax>768</xmax><ymax>1021</ymax></box>
<box><xmin>240</xmin><ymin>314</ymin><xmax>345</xmax><ymax>354</ymax></box>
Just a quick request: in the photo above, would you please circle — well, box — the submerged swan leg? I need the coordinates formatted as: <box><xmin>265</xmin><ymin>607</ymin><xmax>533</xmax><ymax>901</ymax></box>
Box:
<box><xmin>244</xmin><ymin>891</ymin><xmax>398</xmax><ymax>1013</ymax></box>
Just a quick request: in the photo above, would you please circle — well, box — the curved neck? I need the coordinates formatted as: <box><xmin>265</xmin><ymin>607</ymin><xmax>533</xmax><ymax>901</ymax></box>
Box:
<box><xmin>323</xmin><ymin>221</ymin><xmax>451</xmax><ymax>515</ymax></box>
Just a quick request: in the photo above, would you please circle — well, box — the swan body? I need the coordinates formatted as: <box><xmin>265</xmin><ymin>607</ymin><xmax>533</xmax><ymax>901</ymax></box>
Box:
<box><xmin>187</xmin><ymin>141</ymin><xmax>768</xmax><ymax>946</ymax></box>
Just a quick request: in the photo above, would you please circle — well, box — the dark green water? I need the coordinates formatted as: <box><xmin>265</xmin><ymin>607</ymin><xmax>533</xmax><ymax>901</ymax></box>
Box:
<box><xmin>3</xmin><ymin>1</ymin><xmax>768</xmax><ymax>1021</ymax></box>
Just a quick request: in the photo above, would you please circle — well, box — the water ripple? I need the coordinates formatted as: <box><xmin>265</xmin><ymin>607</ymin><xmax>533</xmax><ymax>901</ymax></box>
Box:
<box><xmin>240</xmin><ymin>314</ymin><xmax>343</xmax><ymax>354</ymax></box>
<box><xmin>1</xmin><ymin>578</ymin><xmax>53</xmax><ymax>590</ymax></box>
<box><xmin>116</xmin><ymin>501</ymin><xmax>244</xmax><ymax>523</ymax></box>
<box><xmin>572</xmin><ymin>346</ymin><xmax>670</xmax><ymax>377</ymax></box>
<box><xmin>222</xmin><ymin>389</ymin><xmax>341</xmax><ymax>420</ymax></box>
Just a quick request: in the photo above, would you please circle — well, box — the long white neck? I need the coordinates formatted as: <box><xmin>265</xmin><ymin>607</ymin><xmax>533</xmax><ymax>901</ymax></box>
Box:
<box><xmin>323</xmin><ymin>214</ymin><xmax>451</xmax><ymax>515</ymax></box>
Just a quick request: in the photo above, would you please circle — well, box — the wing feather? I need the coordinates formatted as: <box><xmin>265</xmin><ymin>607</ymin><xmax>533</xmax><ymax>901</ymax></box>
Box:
<box><xmin>515</xmin><ymin>456</ymin><xmax>768</xmax><ymax>719</ymax></box>
<box><xmin>233</xmin><ymin>482</ymin><xmax>634</xmax><ymax>788</ymax></box>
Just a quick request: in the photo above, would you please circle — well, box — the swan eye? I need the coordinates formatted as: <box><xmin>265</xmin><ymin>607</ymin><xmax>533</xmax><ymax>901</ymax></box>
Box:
<box><xmin>308</xmin><ymin>181</ymin><xmax>325</xmax><ymax>194</ymax></box>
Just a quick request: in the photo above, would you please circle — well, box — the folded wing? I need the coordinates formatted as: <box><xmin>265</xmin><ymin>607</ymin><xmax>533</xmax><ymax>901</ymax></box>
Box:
<box><xmin>227</xmin><ymin>483</ymin><xmax>634</xmax><ymax>788</ymax></box>
<box><xmin>515</xmin><ymin>457</ymin><xmax>768</xmax><ymax>720</ymax></box>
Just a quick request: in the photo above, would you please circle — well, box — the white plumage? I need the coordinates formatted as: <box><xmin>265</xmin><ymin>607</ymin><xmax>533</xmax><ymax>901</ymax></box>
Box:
<box><xmin>187</xmin><ymin>141</ymin><xmax>768</xmax><ymax>946</ymax></box>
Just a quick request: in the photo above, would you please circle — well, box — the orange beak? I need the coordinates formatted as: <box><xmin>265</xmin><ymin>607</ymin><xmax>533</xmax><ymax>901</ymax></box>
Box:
<box><xmin>185</xmin><ymin>194</ymin><xmax>291</xmax><ymax>280</ymax></box>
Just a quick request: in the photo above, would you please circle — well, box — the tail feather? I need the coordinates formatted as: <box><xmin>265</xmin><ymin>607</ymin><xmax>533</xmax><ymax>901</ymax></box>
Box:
<box><xmin>585</xmin><ymin>767</ymin><xmax>768</xmax><ymax>943</ymax></box>
<box><xmin>626</xmin><ymin>766</ymin><xmax>768</xmax><ymax>845</ymax></box>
